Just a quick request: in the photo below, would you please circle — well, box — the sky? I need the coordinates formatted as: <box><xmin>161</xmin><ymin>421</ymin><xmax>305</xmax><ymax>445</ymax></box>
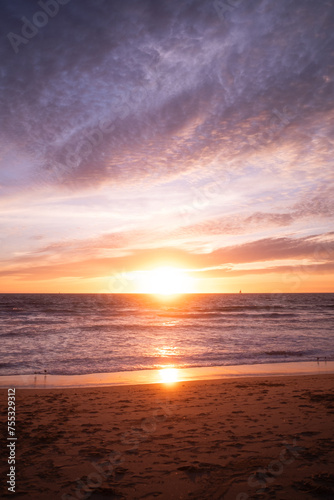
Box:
<box><xmin>0</xmin><ymin>0</ymin><xmax>333</xmax><ymax>293</ymax></box>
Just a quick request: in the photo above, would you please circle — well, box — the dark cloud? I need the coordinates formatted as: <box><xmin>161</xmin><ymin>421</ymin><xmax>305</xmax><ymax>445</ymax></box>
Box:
<box><xmin>0</xmin><ymin>0</ymin><xmax>334</xmax><ymax>190</ymax></box>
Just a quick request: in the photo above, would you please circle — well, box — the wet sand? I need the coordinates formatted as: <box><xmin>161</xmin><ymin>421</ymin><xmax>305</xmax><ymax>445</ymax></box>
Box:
<box><xmin>1</xmin><ymin>373</ymin><xmax>334</xmax><ymax>499</ymax></box>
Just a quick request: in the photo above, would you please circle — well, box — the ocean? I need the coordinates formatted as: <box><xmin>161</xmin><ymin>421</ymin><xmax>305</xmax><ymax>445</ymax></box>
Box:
<box><xmin>0</xmin><ymin>293</ymin><xmax>333</xmax><ymax>376</ymax></box>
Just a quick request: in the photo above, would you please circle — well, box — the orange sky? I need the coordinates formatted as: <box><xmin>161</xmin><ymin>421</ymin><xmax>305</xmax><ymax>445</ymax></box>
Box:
<box><xmin>0</xmin><ymin>0</ymin><xmax>333</xmax><ymax>293</ymax></box>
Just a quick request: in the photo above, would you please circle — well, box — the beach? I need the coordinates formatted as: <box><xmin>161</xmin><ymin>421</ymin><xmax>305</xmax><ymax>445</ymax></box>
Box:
<box><xmin>1</xmin><ymin>373</ymin><xmax>334</xmax><ymax>499</ymax></box>
<box><xmin>1</xmin><ymin>0</ymin><xmax>334</xmax><ymax>498</ymax></box>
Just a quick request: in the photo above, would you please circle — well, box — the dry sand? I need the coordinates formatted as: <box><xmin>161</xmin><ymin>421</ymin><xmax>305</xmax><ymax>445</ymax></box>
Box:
<box><xmin>1</xmin><ymin>373</ymin><xmax>334</xmax><ymax>499</ymax></box>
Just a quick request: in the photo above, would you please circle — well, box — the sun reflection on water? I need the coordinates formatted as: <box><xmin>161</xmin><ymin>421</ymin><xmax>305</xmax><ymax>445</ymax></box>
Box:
<box><xmin>156</xmin><ymin>346</ymin><xmax>178</xmax><ymax>357</ymax></box>
<box><xmin>161</xmin><ymin>320</ymin><xmax>179</xmax><ymax>327</ymax></box>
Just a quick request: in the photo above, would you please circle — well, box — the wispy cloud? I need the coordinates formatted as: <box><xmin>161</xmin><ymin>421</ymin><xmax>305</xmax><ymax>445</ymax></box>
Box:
<box><xmin>1</xmin><ymin>232</ymin><xmax>333</xmax><ymax>284</ymax></box>
<box><xmin>0</xmin><ymin>0</ymin><xmax>333</xmax><ymax>291</ymax></box>
<box><xmin>1</xmin><ymin>0</ymin><xmax>333</xmax><ymax>190</ymax></box>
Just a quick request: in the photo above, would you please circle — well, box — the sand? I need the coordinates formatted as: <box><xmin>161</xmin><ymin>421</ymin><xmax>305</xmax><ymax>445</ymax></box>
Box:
<box><xmin>1</xmin><ymin>374</ymin><xmax>334</xmax><ymax>499</ymax></box>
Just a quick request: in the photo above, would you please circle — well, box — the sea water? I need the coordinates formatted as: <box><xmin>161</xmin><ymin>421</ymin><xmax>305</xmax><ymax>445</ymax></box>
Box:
<box><xmin>0</xmin><ymin>293</ymin><xmax>333</xmax><ymax>376</ymax></box>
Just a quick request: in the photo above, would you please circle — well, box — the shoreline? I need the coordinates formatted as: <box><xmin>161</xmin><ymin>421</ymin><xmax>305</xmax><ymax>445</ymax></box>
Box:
<box><xmin>0</xmin><ymin>360</ymin><xmax>333</xmax><ymax>389</ymax></box>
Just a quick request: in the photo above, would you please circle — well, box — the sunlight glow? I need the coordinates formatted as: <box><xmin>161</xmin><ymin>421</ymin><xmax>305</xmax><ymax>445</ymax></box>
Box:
<box><xmin>159</xmin><ymin>368</ymin><xmax>179</xmax><ymax>384</ymax></box>
<box><xmin>135</xmin><ymin>266</ymin><xmax>194</xmax><ymax>295</ymax></box>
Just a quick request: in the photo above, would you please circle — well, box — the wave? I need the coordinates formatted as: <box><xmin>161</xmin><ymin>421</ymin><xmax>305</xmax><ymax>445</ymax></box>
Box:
<box><xmin>264</xmin><ymin>350</ymin><xmax>304</xmax><ymax>357</ymax></box>
<box><xmin>0</xmin><ymin>293</ymin><xmax>333</xmax><ymax>376</ymax></box>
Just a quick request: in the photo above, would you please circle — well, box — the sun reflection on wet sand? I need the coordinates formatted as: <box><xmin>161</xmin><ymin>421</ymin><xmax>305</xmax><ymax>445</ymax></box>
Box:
<box><xmin>1</xmin><ymin>361</ymin><xmax>334</xmax><ymax>389</ymax></box>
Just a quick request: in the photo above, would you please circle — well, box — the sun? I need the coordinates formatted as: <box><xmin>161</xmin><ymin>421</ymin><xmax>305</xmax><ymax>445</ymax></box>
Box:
<box><xmin>159</xmin><ymin>368</ymin><xmax>179</xmax><ymax>384</ymax></box>
<box><xmin>136</xmin><ymin>266</ymin><xmax>194</xmax><ymax>295</ymax></box>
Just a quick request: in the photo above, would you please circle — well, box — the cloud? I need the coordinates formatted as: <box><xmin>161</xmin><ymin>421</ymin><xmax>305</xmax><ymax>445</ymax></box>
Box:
<box><xmin>1</xmin><ymin>0</ymin><xmax>333</xmax><ymax>291</ymax></box>
<box><xmin>0</xmin><ymin>0</ymin><xmax>333</xmax><ymax>193</ymax></box>
<box><xmin>207</xmin><ymin>233</ymin><xmax>334</xmax><ymax>266</ymax></box>
<box><xmin>1</xmin><ymin>232</ymin><xmax>333</xmax><ymax>281</ymax></box>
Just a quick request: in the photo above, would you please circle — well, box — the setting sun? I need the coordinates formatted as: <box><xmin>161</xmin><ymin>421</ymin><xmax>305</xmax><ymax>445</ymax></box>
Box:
<box><xmin>135</xmin><ymin>267</ymin><xmax>194</xmax><ymax>295</ymax></box>
<box><xmin>159</xmin><ymin>368</ymin><xmax>179</xmax><ymax>384</ymax></box>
